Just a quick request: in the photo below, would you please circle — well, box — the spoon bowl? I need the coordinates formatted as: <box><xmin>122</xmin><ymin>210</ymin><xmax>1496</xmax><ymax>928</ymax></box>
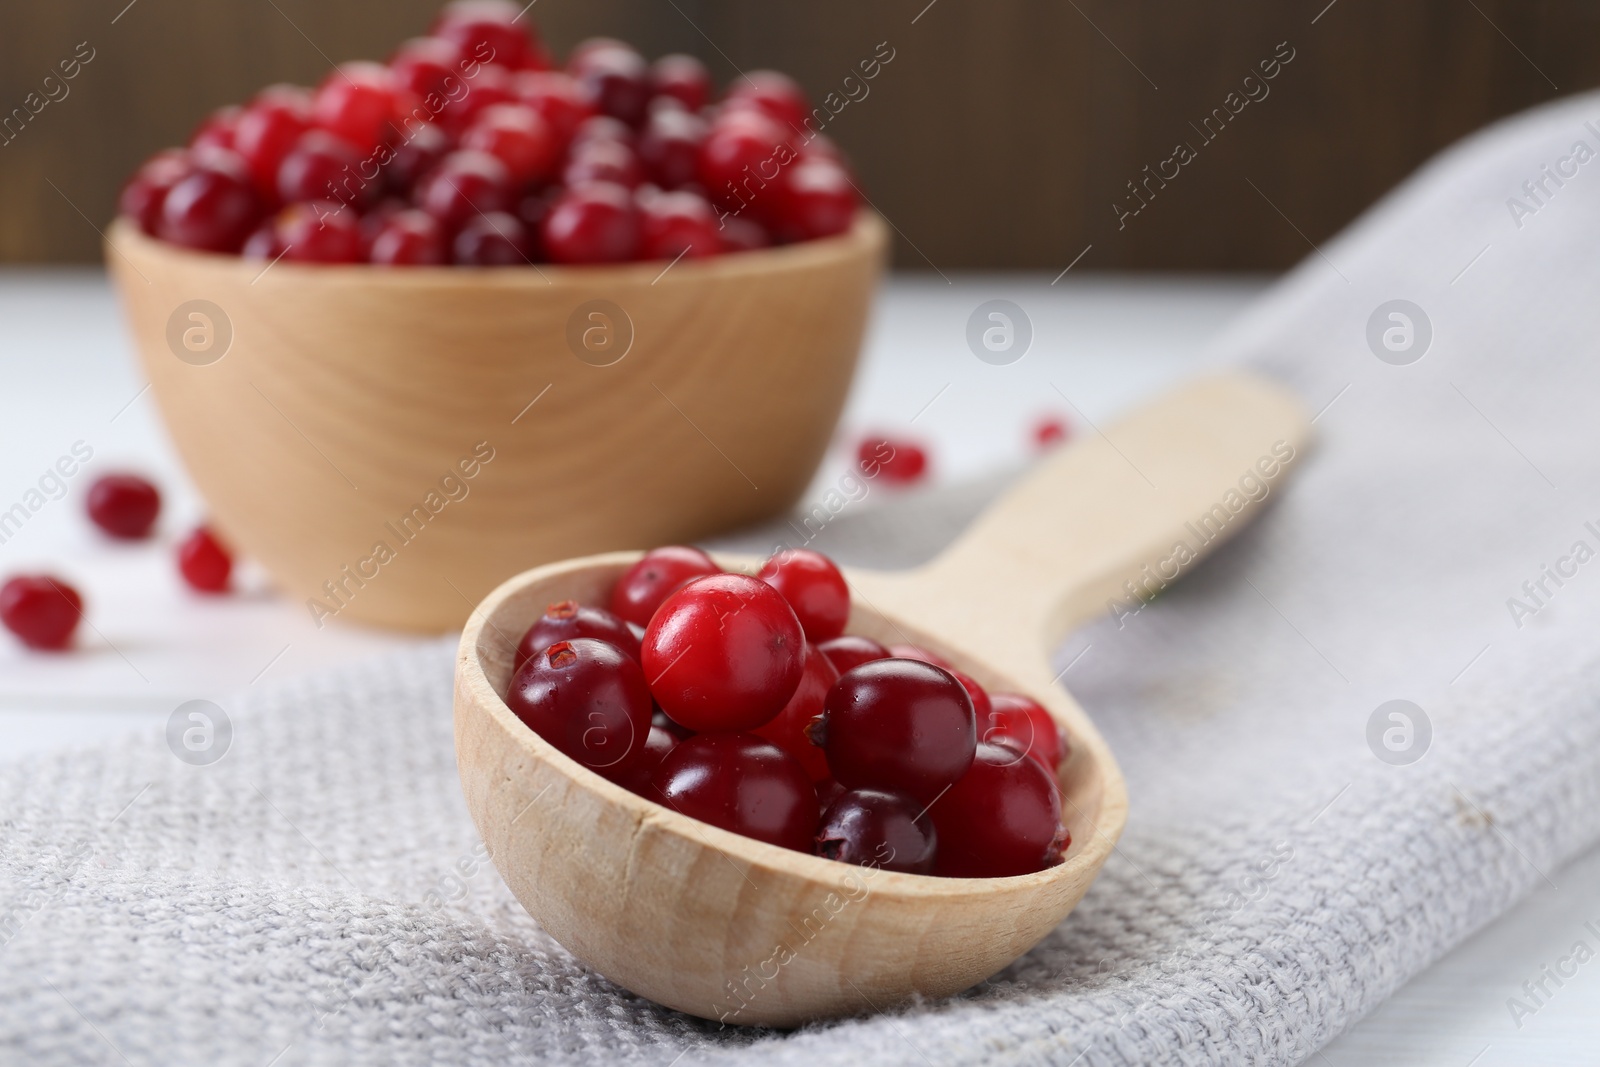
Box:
<box><xmin>454</xmin><ymin>372</ymin><xmax>1311</xmax><ymax>1026</ymax></box>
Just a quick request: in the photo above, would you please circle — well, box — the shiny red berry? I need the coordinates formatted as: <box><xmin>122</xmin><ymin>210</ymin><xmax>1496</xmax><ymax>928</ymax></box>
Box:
<box><xmin>929</xmin><ymin>743</ymin><xmax>1068</xmax><ymax>877</ymax></box>
<box><xmin>313</xmin><ymin>62</ymin><xmax>405</xmax><ymax>152</ymax></box>
<box><xmin>569</xmin><ymin>114</ymin><xmax>635</xmax><ymax>152</ymax></box>
<box><xmin>726</xmin><ymin>70</ymin><xmax>809</xmax><ymax>132</ymax></box>
<box><xmin>452</xmin><ymin>210</ymin><xmax>531</xmax><ymax>265</ymax></box>
<box><xmin>642</xmin><ymin>573</ymin><xmax>805</xmax><ymax>732</ymax></box>
<box><xmin>949</xmin><ymin>669</ymin><xmax>992</xmax><ymax>723</ymax></box>
<box><xmin>650</xmin><ymin>54</ymin><xmax>711</xmax><ymax>112</ymax></box>
<box><xmin>1033</xmin><ymin>415</ymin><xmax>1070</xmax><ymax>450</ymax></box>
<box><xmin>158</xmin><ymin>153</ymin><xmax>262</xmax><ymax>253</ymax></box>
<box><xmin>508</xmin><ymin>637</ymin><xmax>653</xmax><ymax>776</ymax></box>
<box><xmin>698</xmin><ymin>109</ymin><xmax>791</xmax><ymax>215</ymax></box>
<box><xmin>606</xmin><ymin>724</ymin><xmax>679</xmax><ymax>795</ymax></box>
<box><xmin>367</xmin><ymin>208</ymin><xmax>447</xmax><ymax>265</ymax></box>
<box><xmin>775</xmin><ymin>158</ymin><xmax>856</xmax><ymax>240</ymax></box>
<box><xmin>572</xmin><ymin>44</ymin><xmax>651</xmax><ymax>127</ymax></box>
<box><xmin>757</xmin><ymin>548</ymin><xmax>850</xmax><ymax>642</ymax></box>
<box><xmin>178</xmin><ymin>526</ymin><xmax>232</xmax><ymax>593</ymax></box>
<box><xmin>717</xmin><ymin>215</ymin><xmax>770</xmax><ymax>253</ymax></box>
<box><xmin>415</xmin><ymin>149</ymin><xmax>514</xmax><ymax>230</ymax></box>
<box><xmin>817</xmin><ymin>634</ymin><xmax>889</xmax><ymax>675</ymax></box>
<box><xmin>276</xmin><ymin>131</ymin><xmax>370</xmax><ymax>208</ymax></box>
<box><xmin>816</xmin><ymin>788</ymin><xmax>936</xmax><ymax>874</ymax></box>
<box><xmin>276</xmin><ymin>201</ymin><xmax>362</xmax><ymax>263</ymax></box>
<box><xmin>542</xmin><ymin>182</ymin><xmax>640</xmax><ymax>263</ymax></box>
<box><xmin>440</xmin><ymin>64</ymin><xmax>517</xmax><ymax>132</ymax></box>
<box><xmin>859</xmin><ymin>437</ymin><xmax>929</xmax><ymax>486</ymax></box>
<box><xmin>514</xmin><ymin>599</ymin><xmax>640</xmax><ymax>672</ymax></box>
<box><xmin>462</xmin><ymin>103</ymin><xmax>557</xmax><ymax>183</ymax></box>
<box><xmin>514</xmin><ymin>71</ymin><xmax>595</xmax><ymax>145</ymax></box>
<box><xmin>651</xmin><ymin>734</ymin><xmax>817</xmax><ymax>852</ymax></box>
<box><xmin>985</xmin><ymin>692</ymin><xmax>1066</xmax><ymax>772</ymax></box>
<box><xmin>86</xmin><ymin>474</ymin><xmax>161</xmax><ymax>539</ymax></box>
<box><xmin>638</xmin><ymin>106</ymin><xmax>706</xmax><ymax>190</ymax></box>
<box><xmin>383</xmin><ymin>122</ymin><xmax>453</xmax><ymax>196</ymax></box>
<box><xmin>0</xmin><ymin>576</ymin><xmax>82</xmax><ymax>651</ymax></box>
<box><xmin>389</xmin><ymin>36</ymin><xmax>468</xmax><ymax>101</ymax></box>
<box><xmin>189</xmin><ymin>106</ymin><xmax>242</xmax><ymax>151</ymax></box>
<box><xmin>815</xmin><ymin>659</ymin><xmax>976</xmax><ymax>802</ymax></box>
<box><xmin>234</xmin><ymin>95</ymin><xmax>313</xmax><ymax>196</ymax></box>
<box><xmin>609</xmin><ymin>545</ymin><xmax>720</xmax><ymax>627</ymax></box>
<box><xmin>753</xmin><ymin>642</ymin><xmax>838</xmax><ymax>781</ymax></box>
<box><xmin>433</xmin><ymin>0</ymin><xmax>536</xmax><ymax>72</ymax></box>
<box><xmin>561</xmin><ymin>139</ymin><xmax>644</xmax><ymax>188</ymax></box>
<box><xmin>120</xmin><ymin>152</ymin><xmax>192</xmax><ymax>235</ymax></box>
<box><xmin>638</xmin><ymin>189</ymin><xmax>721</xmax><ymax>260</ymax></box>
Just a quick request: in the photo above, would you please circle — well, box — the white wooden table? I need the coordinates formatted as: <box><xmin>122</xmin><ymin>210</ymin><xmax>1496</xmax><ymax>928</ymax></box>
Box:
<box><xmin>2</xmin><ymin>269</ymin><xmax>1595</xmax><ymax>1063</ymax></box>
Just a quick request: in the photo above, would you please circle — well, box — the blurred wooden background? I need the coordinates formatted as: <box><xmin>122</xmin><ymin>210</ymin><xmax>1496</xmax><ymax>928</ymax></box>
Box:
<box><xmin>3</xmin><ymin>0</ymin><xmax>1592</xmax><ymax>269</ymax></box>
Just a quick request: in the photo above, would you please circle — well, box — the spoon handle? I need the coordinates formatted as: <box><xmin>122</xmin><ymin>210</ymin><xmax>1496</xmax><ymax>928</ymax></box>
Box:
<box><xmin>853</xmin><ymin>372</ymin><xmax>1312</xmax><ymax>676</ymax></box>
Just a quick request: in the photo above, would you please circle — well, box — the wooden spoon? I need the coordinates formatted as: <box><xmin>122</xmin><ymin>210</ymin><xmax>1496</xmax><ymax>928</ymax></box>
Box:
<box><xmin>454</xmin><ymin>371</ymin><xmax>1310</xmax><ymax>1027</ymax></box>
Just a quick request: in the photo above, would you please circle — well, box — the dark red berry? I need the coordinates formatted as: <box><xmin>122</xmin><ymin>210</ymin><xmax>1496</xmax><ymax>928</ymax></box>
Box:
<box><xmin>433</xmin><ymin>0</ymin><xmax>536</xmax><ymax>72</ymax></box>
<box><xmin>452</xmin><ymin>210</ymin><xmax>531</xmax><ymax>265</ymax></box>
<box><xmin>949</xmin><ymin>669</ymin><xmax>992</xmax><ymax>724</ymax></box>
<box><xmin>507</xmin><ymin>637</ymin><xmax>654</xmax><ymax>776</ymax></box>
<box><xmin>562</xmin><ymin>139</ymin><xmax>644</xmax><ymax>188</ymax></box>
<box><xmin>757</xmin><ymin>548</ymin><xmax>850</xmax><ymax>642</ymax></box>
<box><xmin>383</xmin><ymin>122</ymin><xmax>453</xmax><ymax>196</ymax></box>
<box><xmin>234</xmin><ymin>95</ymin><xmax>314</xmax><ymax>197</ymax></box>
<box><xmin>929</xmin><ymin>743</ymin><xmax>1068</xmax><ymax>877</ymax></box>
<box><xmin>367</xmin><ymin>208</ymin><xmax>447</xmax><ymax>265</ymax></box>
<box><xmin>816</xmin><ymin>659</ymin><xmax>976</xmax><ymax>802</ymax></box>
<box><xmin>816</xmin><ymin>777</ymin><xmax>845</xmax><ymax>811</ymax></box>
<box><xmin>774</xmin><ymin>158</ymin><xmax>856</xmax><ymax>241</ymax></box>
<box><xmin>0</xmin><ymin>576</ymin><xmax>82</xmax><ymax>651</ymax></box>
<box><xmin>178</xmin><ymin>526</ymin><xmax>232</xmax><ymax>593</ymax></box>
<box><xmin>816</xmin><ymin>788</ymin><xmax>936</xmax><ymax>874</ymax></box>
<box><xmin>514</xmin><ymin>71</ymin><xmax>595</xmax><ymax>145</ymax></box>
<box><xmin>542</xmin><ymin>182</ymin><xmax>640</xmax><ymax>263</ymax></box>
<box><xmin>569</xmin><ymin>114</ymin><xmax>635</xmax><ymax>152</ymax></box>
<box><xmin>818</xmin><ymin>634</ymin><xmax>889</xmax><ymax>675</ymax></box>
<box><xmin>572</xmin><ymin>44</ymin><xmax>650</xmax><ymax>127</ymax></box>
<box><xmin>638</xmin><ymin>106</ymin><xmax>706</xmax><ymax>190</ymax></box>
<box><xmin>461</xmin><ymin>103</ymin><xmax>557</xmax><ymax>183</ymax></box>
<box><xmin>1033</xmin><ymin>415</ymin><xmax>1070</xmax><ymax>450</ymax></box>
<box><xmin>717</xmin><ymin>215</ymin><xmax>769</xmax><ymax>253</ymax></box>
<box><xmin>313</xmin><ymin>62</ymin><xmax>406</xmax><ymax>152</ymax></box>
<box><xmin>605</xmin><ymin>724</ymin><xmax>679</xmax><ymax>795</ymax></box>
<box><xmin>514</xmin><ymin>599</ymin><xmax>640</xmax><ymax>672</ymax></box>
<box><xmin>609</xmin><ymin>545</ymin><xmax>720</xmax><ymax>627</ymax></box>
<box><xmin>120</xmin><ymin>151</ymin><xmax>192</xmax><ymax>235</ymax></box>
<box><xmin>650</xmin><ymin>54</ymin><xmax>711</xmax><ymax>112</ymax></box>
<box><xmin>859</xmin><ymin>437</ymin><xmax>929</xmax><ymax>486</ymax></box>
<box><xmin>642</xmin><ymin>573</ymin><xmax>805</xmax><ymax>732</ymax></box>
<box><xmin>651</xmin><ymin>734</ymin><xmax>817</xmax><ymax>852</ymax></box>
<box><xmin>638</xmin><ymin>189</ymin><xmax>721</xmax><ymax>260</ymax></box>
<box><xmin>439</xmin><ymin>64</ymin><xmax>517</xmax><ymax>132</ymax></box>
<box><xmin>389</xmin><ymin>36</ymin><xmax>468</xmax><ymax>101</ymax></box>
<box><xmin>699</xmin><ymin>109</ymin><xmax>792</xmax><ymax>216</ymax></box>
<box><xmin>985</xmin><ymin>693</ymin><xmax>1066</xmax><ymax>772</ymax></box>
<box><xmin>86</xmin><ymin>474</ymin><xmax>161</xmax><ymax>540</ymax></box>
<box><xmin>158</xmin><ymin>152</ymin><xmax>262</xmax><ymax>253</ymax></box>
<box><xmin>276</xmin><ymin>201</ymin><xmax>363</xmax><ymax>263</ymax></box>
<box><xmin>415</xmin><ymin>149</ymin><xmax>515</xmax><ymax>230</ymax></box>
<box><xmin>242</xmin><ymin>220</ymin><xmax>286</xmax><ymax>261</ymax></box>
<box><xmin>276</xmin><ymin>131</ymin><xmax>371</xmax><ymax>208</ymax></box>
<box><xmin>726</xmin><ymin>70</ymin><xmax>809</xmax><ymax>133</ymax></box>
<box><xmin>753</xmin><ymin>642</ymin><xmax>838</xmax><ymax>781</ymax></box>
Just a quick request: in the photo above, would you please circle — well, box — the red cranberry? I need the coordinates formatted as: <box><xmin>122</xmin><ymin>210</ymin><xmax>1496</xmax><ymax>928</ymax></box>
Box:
<box><xmin>276</xmin><ymin>131</ymin><xmax>371</xmax><ymax>208</ymax></box>
<box><xmin>0</xmin><ymin>576</ymin><xmax>82</xmax><ymax>651</ymax></box>
<box><xmin>432</xmin><ymin>0</ymin><xmax>535</xmax><ymax>71</ymax></box>
<box><xmin>651</xmin><ymin>734</ymin><xmax>817</xmax><ymax>852</ymax></box>
<box><xmin>234</xmin><ymin>95</ymin><xmax>313</xmax><ymax>196</ymax></box>
<box><xmin>641</xmin><ymin>573</ymin><xmax>805</xmax><ymax>732</ymax></box>
<box><xmin>752</xmin><ymin>642</ymin><xmax>838</xmax><ymax>782</ymax></box>
<box><xmin>572</xmin><ymin>44</ymin><xmax>650</xmax><ymax>127</ymax></box>
<box><xmin>717</xmin><ymin>215</ymin><xmax>770</xmax><ymax>253</ymax></box>
<box><xmin>461</xmin><ymin>103</ymin><xmax>557</xmax><ymax>183</ymax></box>
<box><xmin>609</xmin><ymin>545</ymin><xmax>720</xmax><ymax>627</ymax></box>
<box><xmin>514</xmin><ymin>71</ymin><xmax>595</xmax><ymax>145</ymax></box>
<box><xmin>638</xmin><ymin>190</ymin><xmax>721</xmax><ymax>260</ymax></box>
<box><xmin>313</xmin><ymin>62</ymin><xmax>406</xmax><ymax>152</ymax></box>
<box><xmin>859</xmin><ymin>437</ymin><xmax>929</xmax><ymax>486</ymax></box>
<box><xmin>439</xmin><ymin>64</ymin><xmax>517</xmax><ymax>132</ymax></box>
<box><xmin>756</xmin><ymin>548</ymin><xmax>850</xmax><ymax>642</ymax></box>
<box><xmin>818</xmin><ymin>635</ymin><xmax>889</xmax><ymax>675</ymax></box>
<box><xmin>886</xmin><ymin>643</ymin><xmax>951</xmax><ymax>669</ymax></box>
<box><xmin>638</xmin><ymin>106</ymin><xmax>706</xmax><ymax>189</ymax></box>
<box><xmin>276</xmin><ymin>201</ymin><xmax>363</xmax><ymax>263</ymax></box>
<box><xmin>415</xmin><ymin>149</ymin><xmax>514</xmax><ymax>230</ymax></box>
<box><xmin>698</xmin><ymin>109</ymin><xmax>792</xmax><ymax>215</ymax></box>
<box><xmin>949</xmin><ymin>669</ymin><xmax>992</xmax><ymax>723</ymax></box>
<box><xmin>542</xmin><ymin>182</ymin><xmax>640</xmax><ymax>263</ymax></box>
<box><xmin>814</xmin><ymin>659</ymin><xmax>976</xmax><ymax>802</ymax></box>
<box><xmin>515</xmin><ymin>191</ymin><xmax>551</xmax><ymax>242</ymax></box>
<box><xmin>508</xmin><ymin>638</ymin><xmax>653</xmax><ymax>775</ymax></box>
<box><xmin>189</xmin><ymin>105</ymin><xmax>242</xmax><ymax>151</ymax></box>
<box><xmin>985</xmin><ymin>693</ymin><xmax>1066</xmax><ymax>772</ymax></box>
<box><xmin>178</xmin><ymin>526</ymin><xmax>232</xmax><ymax>593</ymax></box>
<box><xmin>157</xmin><ymin>153</ymin><xmax>262</xmax><ymax>253</ymax></box>
<box><xmin>242</xmin><ymin>221</ymin><xmax>286</xmax><ymax>261</ymax></box>
<box><xmin>452</xmin><ymin>210</ymin><xmax>531</xmax><ymax>265</ymax></box>
<box><xmin>605</xmin><ymin>724</ymin><xmax>679</xmax><ymax>794</ymax></box>
<box><xmin>562</xmin><ymin>139</ymin><xmax>643</xmax><ymax>188</ymax></box>
<box><xmin>383</xmin><ymin>122</ymin><xmax>453</xmax><ymax>195</ymax></box>
<box><xmin>726</xmin><ymin>70</ymin><xmax>810</xmax><ymax>133</ymax></box>
<box><xmin>1033</xmin><ymin>415</ymin><xmax>1071</xmax><ymax>450</ymax></box>
<box><xmin>514</xmin><ymin>599</ymin><xmax>640</xmax><ymax>671</ymax></box>
<box><xmin>650</xmin><ymin>54</ymin><xmax>711</xmax><ymax>112</ymax></box>
<box><xmin>368</xmin><ymin>208</ymin><xmax>447</xmax><ymax>265</ymax></box>
<box><xmin>390</xmin><ymin>36</ymin><xmax>468</xmax><ymax>101</ymax></box>
<box><xmin>774</xmin><ymin>158</ymin><xmax>856</xmax><ymax>240</ymax></box>
<box><xmin>929</xmin><ymin>743</ymin><xmax>1068</xmax><ymax>877</ymax></box>
<box><xmin>817</xmin><ymin>788</ymin><xmax>936</xmax><ymax>874</ymax></box>
<box><xmin>120</xmin><ymin>151</ymin><xmax>191</xmax><ymax>235</ymax></box>
<box><xmin>86</xmin><ymin>474</ymin><xmax>161</xmax><ymax>539</ymax></box>
<box><xmin>569</xmin><ymin>114</ymin><xmax>635</xmax><ymax>151</ymax></box>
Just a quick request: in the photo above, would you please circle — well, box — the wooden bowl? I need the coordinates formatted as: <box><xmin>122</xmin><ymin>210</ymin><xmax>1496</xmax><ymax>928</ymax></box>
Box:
<box><xmin>454</xmin><ymin>373</ymin><xmax>1312</xmax><ymax>1027</ymax></box>
<box><xmin>105</xmin><ymin>213</ymin><xmax>887</xmax><ymax>631</ymax></box>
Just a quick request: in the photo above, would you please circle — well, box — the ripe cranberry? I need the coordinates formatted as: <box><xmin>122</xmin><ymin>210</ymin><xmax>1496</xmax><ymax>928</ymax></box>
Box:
<box><xmin>642</xmin><ymin>573</ymin><xmax>805</xmax><ymax>732</ymax></box>
<box><xmin>86</xmin><ymin>474</ymin><xmax>161</xmax><ymax>539</ymax></box>
<box><xmin>929</xmin><ymin>743</ymin><xmax>1068</xmax><ymax>877</ymax></box>
<box><xmin>650</xmin><ymin>54</ymin><xmax>711</xmax><ymax>112</ymax></box>
<box><xmin>514</xmin><ymin>71</ymin><xmax>595</xmax><ymax>145</ymax></box>
<box><xmin>949</xmin><ymin>669</ymin><xmax>992</xmax><ymax>723</ymax></box>
<box><xmin>774</xmin><ymin>158</ymin><xmax>856</xmax><ymax>240</ymax></box>
<box><xmin>439</xmin><ymin>64</ymin><xmax>517</xmax><ymax>132</ymax></box>
<box><xmin>542</xmin><ymin>182</ymin><xmax>640</xmax><ymax>263</ymax></box>
<box><xmin>638</xmin><ymin>103</ymin><xmax>706</xmax><ymax>189</ymax></box>
<box><xmin>562</xmin><ymin>139</ymin><xmax>643</xmax><ymax>188</ymax></box>
<box><xmin>859</xmin><ymin>436</ymin><xmax>929</xmax><ymax>486</ymax></box>
<box><xmin>605</xmin><ymin>724</ymin><xmax>679</xmax><ymax>794</ymax></box>
<box><xmin>415</xmin><ymin>149</ymin><xmax>514</xmax><ymax>230</ymax></box>
<box><xmin>757</xmin><ymin>548</ymin><xmax>850</xmax><ymax>642</ymax></box>
<box><xmin>609</xmin><ymin>545</ymin><xmax>720</xmax><ymax>627</ymax></box>
<box><xmin>453</xmin><ymin>210</ymin><xmax>531</xmax><ymax>265</ymax></box>
<box><xmin>726</xmin><ymin>70</ymin><xmax>810</xmax><ymax>133</ymax></box>
<box><xmin>313</xmin><ymin>62</ymin><xmax>406</xmax><ymax>152</ymax></box>
<box><xmin>572</xmin><ymin>44</ymin><xmax>650</xmax><ymax>127</ymax></box>
<box><xmin>0</xmin><ymin>576</ymin><xmax>82</xmax><ymax>651</ymax></box>
<box><xmin>234</xmin><ymin>95</ymin><xmax>313</xmax><ymax>196</ymax></box>
<box><xmin>432</xmin><ymin>0</ymin><xmax>536</xmax><ymax>72</ymax></box>
<box><xmin>390</xmin><ymin>36</ymin><xmax>468</xmax><ymax>101</ymax></box>
<box><xmin>462</xmin><ymin>103</ymin><xmax>557</xmax><ymax>183</ymax></box>
<box><xmin>753</xmin><ymin>643</ymin><xmax>838</xmax><ymax>781</ymax></box>
<box><xmin>368</xmin><ymin>208</ymin><xmax>447</xmax><ymax>265</ymax></box>
<box><xmin>1033</xmin><ymin>415</ymin><xmax>1071</xmax><ymax>450</ymax></box>
<box><xmin>699</xmin><ymin>109</ymin><xmax>792</xmax><ymax>215</ymax></box>
<box><xmin>178</xmin><ymin>526</ymin><xmax>232</xmax><ymax>593</ymax></box>
<box><xmin>570</xmin><ymin>114</ymin><xmax>635</xmax><ymax>151</ymax></box>
<box><xmin>818</xmin><ymin>635</ymin><xmax>888</xmax><ymax>674</ymax></box>
<box><xmin>638</xmin><ymin>190</ymin><xmax>721</xmax><ymax>260</ymax></box>
<box><xmin>157</xmin><ymin>152</ymin><xmax>262</xmax><ymax>253</ymax></box>
<box><xmin>276</xmin><ymin>201</ymin><xmax>363</xmax><ymax>263</ymax></box>
<box><xmin>120</xmin><ymin>151</ymin><xmax>191</xmax><ymax>235</ymax></box>
<box><xmin>814</xmin><ymin>659</ymin><xmax>976</xmax><ymax>802</ymax></box>
<box><xmin>508</xmin><ymin>637</ymin><xmax>653</xmax><ymax>776</ymax></box>
<box><xmin>886</xmin><ymin>643</ymin><xmax>951</xmax><ymax>668</ymax></box>
<box><xmin>515</xmin><ymin>600</ymin><xmax>640</xmax><ymax>672</ymax></box>
<box><xmin>717</xmin><ymin>215</ymin><xmax>769</xmax><ymax>253</ymax></box>
<box><xmin>383</xmin><ymin>122</ymin><xmax>453</xmax><ymax>195</ymax></box>
<box><xmin>190</xmin><ymin>105</ymin><xmax>242</xmax><ymax>151</ymax></box>
<box><xmin>985</xmin><ymin>693</ymin><xmax>1066</xmax><ymax>772</ymax></box>
<box><xmin>242</xmin><ymin>220</ymin><xmax>286</xmax><ymax>261</ymax></box>
<box><xmin>651</xmin><ymin>734</ymin><xmax>817</xmax><ymax>852</ymax></box>
<box><xmin>276</xmin><ymin>130</ymin><xmax>371</xmax><ymax>208</ymax></box>
<box><xmin>817</xmin><ymin>788</ymin><xmax>936</xmax><ymax>874</ymax></box>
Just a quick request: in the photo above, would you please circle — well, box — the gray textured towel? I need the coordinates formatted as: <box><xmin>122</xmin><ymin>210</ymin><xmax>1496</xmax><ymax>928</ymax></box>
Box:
<box><xmin>8</xmin><ymin>90</ymin><xmax>1600</xmax><ymax>1066</ymax></box>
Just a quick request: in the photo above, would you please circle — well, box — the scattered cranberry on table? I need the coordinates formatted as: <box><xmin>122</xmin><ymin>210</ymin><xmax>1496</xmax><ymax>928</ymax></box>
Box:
<box><xmin>858</xmin><ymin>437</ymin><xmax>929</xmax><ymax>487</ymax></box>
<box><xmin>85</xmin><ymin>474</ymin><xmax>162</xmax><ymax>540</ymax></box>
<box><xmin>177</xmin><ymin>525</ymin><xmax>234</xmax><ymax>593</ymax></box>
<box><xmin>0</xmin><ymin>576</ymin><xmax>83</xmax><ymax>651</ymax></box>
<box><xmin>1033</xmin><ymin>415</ymin><xmax>1071</xmax><ymax>450</ymax></box>
<box><xmin>119</xmin><ymin>1</ymin><xmax>861</xmax><ymax>265</ymax></box>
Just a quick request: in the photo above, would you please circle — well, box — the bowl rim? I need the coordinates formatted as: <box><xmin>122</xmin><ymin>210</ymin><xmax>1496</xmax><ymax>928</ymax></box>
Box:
<box><xmin>456</xmin><ymin>549</ymin><xmax>1118</xmax><ymax>902</ymax></box>
<box><xmin>108</xmin><ymin>210</ymin><xmax>889</xmax><ymax>288</ymax></box>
